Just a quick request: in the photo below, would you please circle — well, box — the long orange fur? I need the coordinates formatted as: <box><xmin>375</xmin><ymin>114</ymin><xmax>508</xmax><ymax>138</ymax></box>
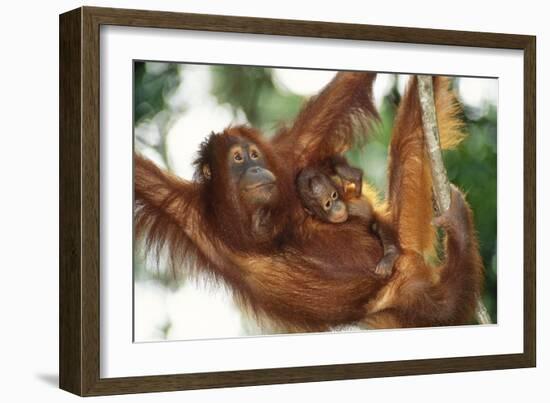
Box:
<box><xmin>134</xmin><ymin>73</ymin><xmax>484</xmax><ymax>331</ymax></box>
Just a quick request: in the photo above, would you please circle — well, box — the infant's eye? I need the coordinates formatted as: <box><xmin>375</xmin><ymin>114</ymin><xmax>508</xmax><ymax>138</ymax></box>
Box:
<box><xmin>234</xmin><ymin>152</ymin><xmax>243</xmax><ymax>162</ymax></box>
<box><xmin>331</xmin><ymin>191</ymin><xmax>338</xmax><ymax>200</ymax></box>
<box><xmin>250</xmin><ymin>149</ymin><xmax>259</xmax><ymax>160</ymax></box>
<box><xmin>324</xmin><ymin>200</ymin><xmax>332</xmax><ymax>210</ymax></box>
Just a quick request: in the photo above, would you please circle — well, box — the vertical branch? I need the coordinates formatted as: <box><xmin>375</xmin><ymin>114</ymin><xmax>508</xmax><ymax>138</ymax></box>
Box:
<box><xmin>475</xmin><ymin>299</ymin><xmax>492</xmax><ymax>324</ymax></box>
<box><xmin>417</xmin><ymin>76</ymin><xmax>451</xmax><ymax>215</ymax></box>
<box><xmin>417</xmin><ymin>75</ymin><xmax>491</xmax><ymax>325</ymax></box>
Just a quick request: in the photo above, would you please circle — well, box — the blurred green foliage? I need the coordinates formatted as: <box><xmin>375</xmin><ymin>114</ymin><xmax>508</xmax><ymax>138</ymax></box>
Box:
<box><xmin>134</xmin><ymin>62</ymin><xmax>497</xmax><ymax>323</ymax></box>
<box><xmin>134</xmin><ymin>62</ymin><xmax>180</xmax><ymax>123</ymax></box>
<box><xmin>211</xmin><ymin>65</ymin><xmax>303</xmax><ymax>133</ymax></box>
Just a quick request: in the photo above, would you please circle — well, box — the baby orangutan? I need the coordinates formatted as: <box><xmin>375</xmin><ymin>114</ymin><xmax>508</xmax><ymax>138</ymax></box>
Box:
<box><xmin>297</xmin><ymin>160</ymin><xmax>400</xmax><ymax>278</ymax></box>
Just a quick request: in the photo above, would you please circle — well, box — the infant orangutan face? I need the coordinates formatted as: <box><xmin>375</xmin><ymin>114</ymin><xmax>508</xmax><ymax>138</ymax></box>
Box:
<box><xmin>299</xmin><ymin>172</ymin><xmax>348</xmax><ymax>223</ymax></box>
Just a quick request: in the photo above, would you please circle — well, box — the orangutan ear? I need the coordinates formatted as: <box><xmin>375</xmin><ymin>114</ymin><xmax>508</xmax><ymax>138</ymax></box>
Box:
<box><xmin>202</xmin><ymin>164</ymin><xmax>212</xmax><ymax>180</ymax></box>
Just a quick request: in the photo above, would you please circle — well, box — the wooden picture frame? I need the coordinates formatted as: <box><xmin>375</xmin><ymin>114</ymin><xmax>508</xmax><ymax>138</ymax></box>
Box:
<box><xmin>59</xmin><ymin>6</ymin><xmax>536</xmax><ymax>396</ymax></box>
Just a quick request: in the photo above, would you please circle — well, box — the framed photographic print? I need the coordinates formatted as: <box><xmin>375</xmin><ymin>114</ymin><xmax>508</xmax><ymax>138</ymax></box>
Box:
<box><xmin>59</xmin><ymin>6</ymin><xmax>536</xmax><ymax>396</ymax></box>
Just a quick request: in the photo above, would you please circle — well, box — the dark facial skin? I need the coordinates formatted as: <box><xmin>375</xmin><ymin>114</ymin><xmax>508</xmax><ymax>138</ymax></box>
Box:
<box><xmin>297</xmin><ymin>168</ymin><xmax>348</xmax><ymax>223</ymax></box>
<box><xmin>227</xmin><ymin>140</ymin><xmax>278</xmax><ymax>208</ymax></box>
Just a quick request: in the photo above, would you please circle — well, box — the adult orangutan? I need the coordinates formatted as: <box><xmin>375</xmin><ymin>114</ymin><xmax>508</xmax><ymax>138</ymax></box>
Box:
<box><xmin>134</xmin><ymin>72</ymin><xmax>483</xmax><ymax>332</ymax></box>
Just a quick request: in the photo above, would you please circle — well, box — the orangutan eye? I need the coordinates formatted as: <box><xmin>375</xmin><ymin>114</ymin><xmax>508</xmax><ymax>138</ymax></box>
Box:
<box><xmin>234</xmin><ymin>152</ymin><xmax>243</xmax><ymax>162</ymax></box>
<box><xmin>250</xmin><ymin>149</ymin><xmax>260</xmax><ymax>160</ymax></box>
<box><xmin>324</xmin><ymin>200</ymin><xmax>332</xmax><ymax>210</ymax></box>
<box><xmin>331</xmin><ymin>191</ymin><xmax>338</xmax><ymax>200</ymax></box>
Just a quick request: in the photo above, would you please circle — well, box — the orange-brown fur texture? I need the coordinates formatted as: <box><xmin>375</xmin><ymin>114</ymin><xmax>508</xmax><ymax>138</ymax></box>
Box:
<box><xmin>366</xmin><ymin>77</ymin><xmax>483</xmax><ymax>327</ymax></box>
<box><xmin>134</xmin><ymin>72</ymin><xmax>484</xmax><ymax>331</ymax></box>
<box><xmin>273</xmin><ymin>72</ymin><xmax>378</xmax><ymax>174</ymax></box>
